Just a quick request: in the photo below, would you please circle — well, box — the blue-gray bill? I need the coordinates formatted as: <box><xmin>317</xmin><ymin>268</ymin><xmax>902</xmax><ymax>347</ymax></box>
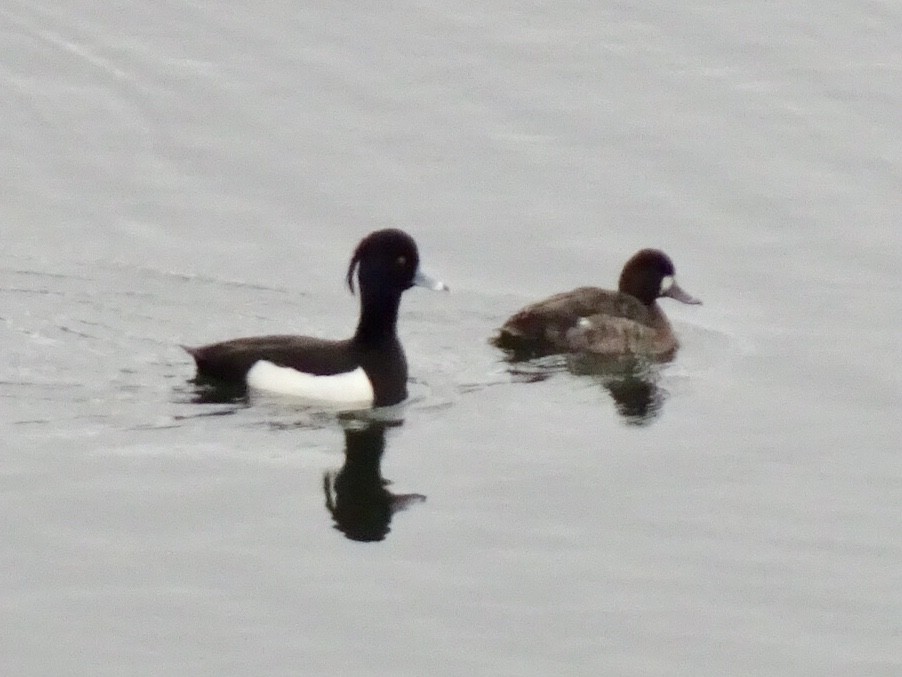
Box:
<box><xmin>663</xmin><ymin>281</ymin><xmax>701</xmax><ymax>305</ymax></box>
<box><xmin>413</xmin><ymin>269</ymin><xmax>449</xmax><ymax>292</ymax></box>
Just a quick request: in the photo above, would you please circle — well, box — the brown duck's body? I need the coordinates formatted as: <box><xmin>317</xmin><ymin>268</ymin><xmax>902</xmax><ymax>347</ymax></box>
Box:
<box><xmin>494</xmin><ymin>287</ymin><xmax>678</xmax><ymax>359</ymax></box>
<box><xmin>493</xmin><ymin>249</ymin><xmax>701</xmax><ymax>361</ymax></box>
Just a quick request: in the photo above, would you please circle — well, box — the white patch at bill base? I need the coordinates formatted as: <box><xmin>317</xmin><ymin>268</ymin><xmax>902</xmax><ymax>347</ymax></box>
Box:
<box><xmin>246</xmin><ymin>361</ymin><xmax>374</xmax><ymax>406</ymax></box>
<box><xmin>660</xmin><ymin>275</ymin><xmax>674</xmax><ymax>293</ymax></box>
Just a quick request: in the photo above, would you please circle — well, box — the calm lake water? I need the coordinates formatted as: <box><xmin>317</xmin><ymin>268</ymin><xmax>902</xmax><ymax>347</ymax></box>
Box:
<box><xmin>2</xmin><ymin>1</ymin><xmax>900</xmax><ymax>675</ymax></box>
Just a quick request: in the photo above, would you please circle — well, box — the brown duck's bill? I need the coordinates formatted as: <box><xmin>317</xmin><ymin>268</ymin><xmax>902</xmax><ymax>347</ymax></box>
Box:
<box><xmin>662</xmin><ymin>281</ymin><xmax>701</xmax><ymax>305</ymax></box>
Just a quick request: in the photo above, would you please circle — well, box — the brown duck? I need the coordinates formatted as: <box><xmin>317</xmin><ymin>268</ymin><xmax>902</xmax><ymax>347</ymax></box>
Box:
<box><xmin>494</xmin><ymin>249</ymin><xmax>701</xmax><ymax>360</ymax></box>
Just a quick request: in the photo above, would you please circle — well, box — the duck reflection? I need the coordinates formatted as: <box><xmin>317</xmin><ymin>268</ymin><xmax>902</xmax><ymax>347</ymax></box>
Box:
<box><xmin>506</xmin><ymin>354</ymin><xmax>667</xmax><ymax>426</ymax></box>
<box><xmin>324</xmin><ymin>420</ymin><xmax>426</xmax><ymax>542</ymax></box>
<box><xmin>602</xmin><ymin>372</ymin><xmax>664</xmax><ymax>423</ymax></box>
<box><xmin>569</xmin><ymin>354</ymin><xmax>666</xmax><ymax>425</ymax></box>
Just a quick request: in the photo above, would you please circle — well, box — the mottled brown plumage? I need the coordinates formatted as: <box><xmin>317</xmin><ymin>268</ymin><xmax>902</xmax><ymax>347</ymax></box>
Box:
<box><xmin>494</xmin><ymin>249</ymin><xmax>700</xmax><ymax>360</ymax></box>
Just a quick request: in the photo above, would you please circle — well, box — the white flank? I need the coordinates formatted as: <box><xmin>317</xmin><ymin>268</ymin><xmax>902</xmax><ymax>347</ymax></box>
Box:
<box><xmin>246</xmin><ymin>361</ymin><xmax>375</xmax><ymax>406</ymax></box>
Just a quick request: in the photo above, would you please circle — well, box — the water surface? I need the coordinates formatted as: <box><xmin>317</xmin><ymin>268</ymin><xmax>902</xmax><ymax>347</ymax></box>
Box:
<box><xmin>2</xmin><ymin>1</ymin><xmax>900</xmax><ymax>674</ymax></box>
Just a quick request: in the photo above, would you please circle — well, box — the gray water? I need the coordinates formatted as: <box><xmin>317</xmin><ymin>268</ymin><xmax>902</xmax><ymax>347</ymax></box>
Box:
<box><xmin>2</xmin><ymin>1</ymin><xmax>900</xmax><ymax>675</ymax></box>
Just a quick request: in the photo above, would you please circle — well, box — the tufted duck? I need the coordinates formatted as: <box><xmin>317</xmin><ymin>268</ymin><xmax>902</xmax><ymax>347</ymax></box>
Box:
<box><xmin>184</xmin><ymin>229</ymin><xmax>447</xmax><ymax>407</ymax></box>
